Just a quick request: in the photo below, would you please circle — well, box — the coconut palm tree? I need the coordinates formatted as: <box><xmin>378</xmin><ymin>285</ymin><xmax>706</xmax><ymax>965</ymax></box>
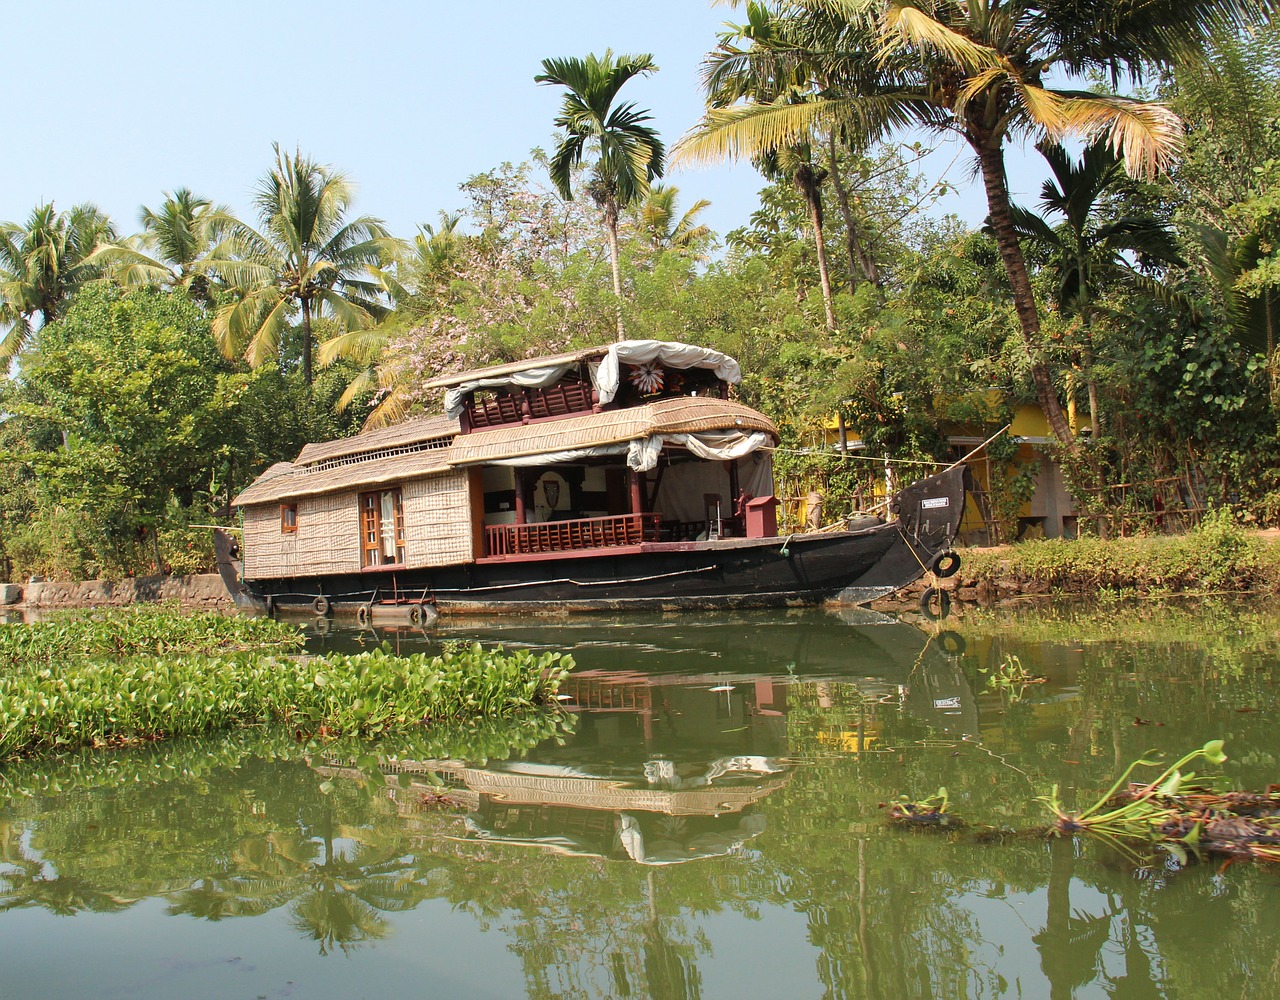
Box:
<box><xmin>212</xmin><ymin>145</ymin><xmax>399</xmax><ymax>386</ymax></box>
<box><xmin>699</xmin><ymin>6</ymin><xmax>840</xmax><ymax>328</ymax></box>
<box><xmin>536</xmin><ymin>51</ymin><xmax>666</xmax><ymax>341</ymax></box>
<box><xmin>678</xmin><ymin>0</ymin><xmax>1273</xmax><ymax>453</ymax></box>
<box><xmin>637</xmin><ymin>185</ymin><xmax>715</xmax><ymax>258</ymax></box>
<box><xmin>1011</xmin><ymin>139</ymin><xmax>1183</xmax><ymax>437</ymax></box>
<box><xmin>0</xmin><ymin>202</ymin><xmax>114</xmax><ymax>358</ymax></box>
<box><xmin>88</xmin><ymin>188</ymin><xmax>235</xmax><ymax>305</ymax></box>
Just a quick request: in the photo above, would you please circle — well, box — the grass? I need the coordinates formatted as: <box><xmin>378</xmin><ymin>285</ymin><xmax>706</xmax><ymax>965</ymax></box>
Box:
<box><xmin>955</xmin><ymin>510</ymin><xmax>1280</xmax><ymax>596</ymax></box>
<box><xmin>0</xmin><ymin>609</ymin><xmax>571</xmax><ymax>761</ymax></box>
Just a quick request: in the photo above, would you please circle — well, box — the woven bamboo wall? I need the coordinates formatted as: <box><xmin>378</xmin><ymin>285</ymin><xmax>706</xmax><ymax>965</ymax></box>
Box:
<box><xmin>242</xmin><ymin>492</ymin><xmax>363</xmax><ymax>579</ymax></box>
<box><xmin>242</xmin><ymin>505</ymin><xmax>296</xmax><ymax>579</ymax></box>
<box><xmin>294</xmin><ymin>492</ymin><xmax>363</xmax><ymax>575</ymax></box>
<box><xmin>404</xmin><ymin>471</ymin><xmax>475</xmax><ymax>567</ymax></box>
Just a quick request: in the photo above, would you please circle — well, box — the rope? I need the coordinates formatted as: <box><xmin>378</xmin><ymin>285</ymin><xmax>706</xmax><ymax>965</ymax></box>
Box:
<box><xmin>763</xmin><ymin>445</ymin><xmax>951</xmax><ymax>468</ymax></box>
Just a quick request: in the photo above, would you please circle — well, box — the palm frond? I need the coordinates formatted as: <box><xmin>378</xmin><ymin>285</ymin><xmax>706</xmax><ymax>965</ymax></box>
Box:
<box><xmin>1056</xmin><ymin>94</ymin><xmax>1183</xmax><ymax>179</ymax></box>
<box><xmin>882</xmin><ymin>3</ymin><xmax>1005</xmax><ymax>73</ymax></box>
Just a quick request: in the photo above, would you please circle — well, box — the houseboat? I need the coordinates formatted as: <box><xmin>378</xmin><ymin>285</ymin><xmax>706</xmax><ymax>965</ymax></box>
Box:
<box><xmin>228</xmin><ymin>340</ymin><xmax>964</xmax><ymax>617</ymax></box>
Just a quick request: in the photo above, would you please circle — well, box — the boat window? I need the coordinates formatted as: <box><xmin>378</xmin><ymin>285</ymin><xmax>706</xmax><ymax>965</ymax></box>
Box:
<box><xmin>280</xmin><ymin>504</ymin><xmax>298</xmax><ymax>533</ymax></box>
<box><xmin>360</xmin><ymin>488</ymin><xmax>405</xmax><ymax>567</ymax></box>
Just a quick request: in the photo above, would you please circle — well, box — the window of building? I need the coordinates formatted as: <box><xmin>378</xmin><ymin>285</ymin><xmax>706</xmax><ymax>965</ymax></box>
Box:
<box><xmin>281</xmin><ymin>503</ymin><xmax>298</xmax><ymax>533</ymax></box>
<box><xmin>360</xmin><ymin>488</ymin><xmax>405</xmax><ymax>567</ymax></box>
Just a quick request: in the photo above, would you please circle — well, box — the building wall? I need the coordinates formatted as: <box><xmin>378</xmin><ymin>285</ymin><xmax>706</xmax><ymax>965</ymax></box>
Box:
<box><xmin>403</xmin><ymin>471</ymin><xmax>475</xmax><ymax>566</ymax></box>
<box><xmin>243</xmin><ymin>471</ymin><xmax>475</xmax><ymax>580</ymax></box>
<box><xmin>242</xmin><ymin>492</ymin><xmax>362</xmax><ymax>580</ymax></box>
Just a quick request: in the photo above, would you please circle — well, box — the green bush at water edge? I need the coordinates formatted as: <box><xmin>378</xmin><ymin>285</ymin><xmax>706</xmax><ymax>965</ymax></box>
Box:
<box><xmin>956</xmin><ymin>509</ymin><xmax>1280</xmax><ymax>594</ymax></box>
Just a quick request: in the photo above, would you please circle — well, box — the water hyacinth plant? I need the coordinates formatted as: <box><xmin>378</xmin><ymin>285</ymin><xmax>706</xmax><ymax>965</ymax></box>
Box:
<box><xmin>0</xmin><ymin>610</ymin><xmax>572</xmax><ymax>761</ymax></box>
<box><xmin>0</xmin><ymin>606</ymin><xmax>306</xmax><ymax>664</ymax></box>
<box><xmin>1038</xmin><ymin>739</ymin><xmax>1229</xmax><ymax>837</ymax></box>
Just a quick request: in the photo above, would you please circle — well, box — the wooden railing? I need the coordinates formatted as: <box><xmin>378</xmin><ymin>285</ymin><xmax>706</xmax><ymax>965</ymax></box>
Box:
<box><xmin>467</xmin><ymin>381</ymin><xmax>596</xmax><ymax>429</ymax></box>
<box><xmin>485</xmin><ymin>513</ymin><xmax>662</xmax><ymax>556</ymax></box>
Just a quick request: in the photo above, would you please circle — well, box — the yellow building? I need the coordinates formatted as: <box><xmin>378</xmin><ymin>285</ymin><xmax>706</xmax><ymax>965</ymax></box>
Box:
<box><xmin>817</xmin><ymin>396</ymin><xmax>1090</xmax><ymax>543</ymax></box>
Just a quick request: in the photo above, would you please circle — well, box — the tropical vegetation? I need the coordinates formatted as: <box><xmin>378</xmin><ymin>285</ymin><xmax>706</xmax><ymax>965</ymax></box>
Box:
<box><xmin>0</xmin><ymin>608</ymin><xmax>570</xmax><ymax>760</ymax></box>
<box><xmin>2</xmin><ymin>4</ymin><xmax>1280</xmax><ymax>582</ymax></box>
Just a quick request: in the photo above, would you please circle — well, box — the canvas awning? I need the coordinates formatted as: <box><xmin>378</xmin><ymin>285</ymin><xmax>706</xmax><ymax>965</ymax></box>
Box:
<box><xmin>436</xmin><ymin>340</ymin><xmax>743</xmax><ymax>419</ymax></box>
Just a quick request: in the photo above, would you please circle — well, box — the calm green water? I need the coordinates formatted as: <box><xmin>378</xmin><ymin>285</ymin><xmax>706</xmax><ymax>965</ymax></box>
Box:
<box><xmin>2</xmin><ymin>605</ymin><xmax>1278</xmax><ymax>999</ymax></box>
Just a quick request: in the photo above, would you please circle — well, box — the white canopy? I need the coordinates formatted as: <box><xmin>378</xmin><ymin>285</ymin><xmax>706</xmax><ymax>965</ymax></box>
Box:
<box><xmin>594</xmin><ymin>340</ymin><xmax>741</xmax><ymax>406</ymax></box>
<box><xmin>481</xmin><ymin>428</ymin><xmax>772</xmax><ymax>471</ymax></box>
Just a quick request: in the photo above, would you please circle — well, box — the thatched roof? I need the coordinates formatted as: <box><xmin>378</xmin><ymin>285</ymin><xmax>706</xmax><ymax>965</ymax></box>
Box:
<box><xmin>448</xmin><ymin>397</ymin><xmax>776</xmax><ymax>466</ymax></box>
<box><xmin>295</xmin><ymin>414</ymin><xmax>459</xmax><ymax>466</ymax></box>
<box><xmin>233</xmin><ymin>449</ymin><xmax>454</xmax><ymax>507</ymax></box>
<box><xmin>235</xmin><ymin>396</ymin><xmax>777</xmax><ymax>508</ymax></box>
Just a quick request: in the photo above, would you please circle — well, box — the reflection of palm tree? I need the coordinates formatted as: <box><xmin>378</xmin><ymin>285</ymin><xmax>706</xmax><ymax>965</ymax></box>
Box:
<box><xmin>290</xmin><ymin>884</ymin><xmax>391</xmax><ymax>957</ymax></box>
<box><xmin>167</xmin><ymin>876</ymin><xmax>296</xmax><ymax>921</ymax></box>
<box><xmin>0</xmin><ymin>865</ymin><xmax>140</xmax><ymax>916</ymax></box>
<box><xmin>643</xmin><ymin>871</ymin><xmax>704</xmax><ymax>1000</ymax></box>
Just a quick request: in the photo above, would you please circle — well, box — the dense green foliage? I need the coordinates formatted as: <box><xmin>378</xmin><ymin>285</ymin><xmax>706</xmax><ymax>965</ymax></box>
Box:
<box><xmin>0</xmin><ymin>606</ymin><xmax>305</xmax><ymax>664</ymax></box>
<box><xmin>0</xmin><ymin>609</ymin><xmax>570</xmax><ymax>760</ymax></box>
<box><xmin>4</xmin><ymin>11</ymin><xmax>1280</xmax><ymax>581</ymax></box>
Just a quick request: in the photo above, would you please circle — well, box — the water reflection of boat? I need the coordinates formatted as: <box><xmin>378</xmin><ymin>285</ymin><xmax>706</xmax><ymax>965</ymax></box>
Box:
<box><xmin>312</xmin><ymin>612</ymin><xmax>978</xmax><ymax>864</ymax></box>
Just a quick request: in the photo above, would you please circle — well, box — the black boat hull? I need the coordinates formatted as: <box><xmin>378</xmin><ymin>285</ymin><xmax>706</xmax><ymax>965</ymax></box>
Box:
<box><xmin>232</xmin><ymin>466</ymin><xmax>966</xmax><ymax>614</ymax></box>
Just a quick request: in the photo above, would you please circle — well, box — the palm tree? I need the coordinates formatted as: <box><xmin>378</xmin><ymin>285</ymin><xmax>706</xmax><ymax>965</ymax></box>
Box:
<box><xmin>0</xmin><ymin>202</ymin><xmax>114</xmax><ymax>358</ymax></box>
<box><xmin>212</xmin><ymin>145</ymin><xmax>398</xmax><ymax>386</ymax></box>
<box><xmin>637</xmin><ymin>185</ymin><xmax>714</xmax><ymax>258</ymax></box>
<box><xmin>700</xmin><ymin>6</ymin><xmax>839</xmax><ymax>328</ymax></box>
<box><xmin>88</xmin><ymin>188</ymin><xmax>235</xmax><ymax>305</ymax></box>
<box><xmin>1011</xmin><ymin>139</ymin><xmax>1183</xmax><ymax>437</ymax></box>
<box><xmin>678</xmin><ymin>0</ymin><xmax>1272</xmax><ymax>453</ymax></box>
<box><xmin>536</xmin><ymin>51</ymin><xmax>666</xmax><ymax>341</ymax></box>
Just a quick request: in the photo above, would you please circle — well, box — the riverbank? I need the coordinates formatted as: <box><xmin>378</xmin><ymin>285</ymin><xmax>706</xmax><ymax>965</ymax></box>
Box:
<box><xmin>8</xmin><ymin>515</ymin><xmax>1279</xmax><ymax>616</ymax></box>
<box><xmin>872</xmin><ymin>514</ymin><xmax>1280</xmax><ymax>613</ymax></box>
<box><xmin>2</xmin><ymin>572</ymin><xmax>235</xmax><ymax>612</ymax></box>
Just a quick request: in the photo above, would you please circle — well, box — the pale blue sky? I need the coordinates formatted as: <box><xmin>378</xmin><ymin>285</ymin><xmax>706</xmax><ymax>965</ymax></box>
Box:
<box><xmin>3</xmin><ymin>1</ymin><xmax>1041</xmax><ymax>244</ymax></box>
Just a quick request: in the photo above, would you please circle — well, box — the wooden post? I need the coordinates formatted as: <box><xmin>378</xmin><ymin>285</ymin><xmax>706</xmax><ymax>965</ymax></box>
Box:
<box><xmin>727</xmin><ymin>460</ymin><xmax>741</xmax><ymax>534</ymax></box>
<box><xmin>514</xmin><ymin>468</ymin><xmax>528</xmax><ymax>525</ymax></box>
<box><xmin>629</xmin><ymin>469</ymin><xmax>645</xmax><ymax>514</ymax></box>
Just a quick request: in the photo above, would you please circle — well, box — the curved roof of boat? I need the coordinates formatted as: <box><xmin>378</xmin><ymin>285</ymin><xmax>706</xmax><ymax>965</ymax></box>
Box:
<box><xmin>295</xmin><ymin>413</ymin><xmax>459</xmax><ymax>466</ymax></box>
<box><xmin>233</xmin><ymin>396</ymin><xmax>777</xmax><ymax>507</ymax></box>
<box><xmin>447</xmin><ymin>396</ymin><xmax>776</xmax><ymax>466</ymax></box>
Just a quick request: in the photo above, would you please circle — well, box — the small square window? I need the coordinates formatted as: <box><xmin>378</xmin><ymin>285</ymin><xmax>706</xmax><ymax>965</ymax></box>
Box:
<box><xmin>281</xmin><ymin>504</ymin><xmax>298</xmax><ymax>533</ymax></box>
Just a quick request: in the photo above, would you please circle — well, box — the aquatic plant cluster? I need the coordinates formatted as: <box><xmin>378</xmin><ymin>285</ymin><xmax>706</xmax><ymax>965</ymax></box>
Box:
<box><xmin>894</xmin><ymin>741</ymin><xmax>1280</xmax><ymax>866</ymax></box>
<box><xmin>0</xmin><ymin>610</ymin><xmax>571</xmax><ymax>760</ymax></box>
<box><xmin>0</xmin><ymin>606</ymin><xmax>305</xmax><ymax>664</ymax></box>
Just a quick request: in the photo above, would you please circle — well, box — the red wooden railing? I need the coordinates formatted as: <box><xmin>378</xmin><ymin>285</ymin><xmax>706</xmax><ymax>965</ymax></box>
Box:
<box><xmin>485</xmin><ymin>513</ymin><xmax>662</xmax><ymax>556</ymax></box>
<box><xmin>467</xmin><ymin>382</ymin><xmax>596</xmax><ymax>429</ymax></box>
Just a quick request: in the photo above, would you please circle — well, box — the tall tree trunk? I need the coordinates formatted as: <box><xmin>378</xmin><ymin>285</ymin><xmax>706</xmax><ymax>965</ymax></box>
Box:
<box><xmin>797</xmin><ymin>174</ymin><xmax>836</xmax><ymax>333</ymax></box>
<box><xmin>605</xmin><ymin>202</ymin><xmax>625</xmax><ymax>342</ymax></box>
<box><xmin>301</xmin><ymin>298</ymin><xmax>313</xmax><ymax>387</ymax></box>
<box><xmin>974</xmin><ymin>142</ymin><xmax>1078</xmax><ymax>455</ymax></box>
<box><xmin>827</xmin><ymin>131</ymin><xmax>880</xmax><ymax>287</ymax></box>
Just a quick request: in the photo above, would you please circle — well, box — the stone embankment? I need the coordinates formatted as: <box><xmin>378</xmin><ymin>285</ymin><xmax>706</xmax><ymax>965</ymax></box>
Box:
<box><xmin>3</xmin><ymin>574</ymin><xmax>236</xmax><ymax>611</ymax></box>
<box><xmin>869</xmin><ymin>563</ymin><xmax>1033</xmax><ymax>614</ymax></box>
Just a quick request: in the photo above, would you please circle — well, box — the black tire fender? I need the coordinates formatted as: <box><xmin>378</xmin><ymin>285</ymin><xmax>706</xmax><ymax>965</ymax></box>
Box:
<box><xmin>356</xmin><ymin>605</ymin><xmax>372</xmax><ymax>627</ymax></box>
<box><xmin>931</xmin><ymin>550</ymin><xmax>961</xmax><ymax>578</ymax></box>
<box><xmin>408</xmin><ymin>603</ymin><xmax>425</xmax><ymax>626</ymax></box>
<box><xmin>312</xmin><ymin>596</ymin><xmax>331</xmax><ymax>616</ymax></box>
<box><xmin>919</xmin><ymin>586</ymin><xmax>951</xmax><ymax>621</ymax></box>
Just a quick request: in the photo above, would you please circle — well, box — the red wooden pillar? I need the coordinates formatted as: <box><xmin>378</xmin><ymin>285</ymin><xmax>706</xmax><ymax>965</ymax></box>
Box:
<box><xmin>628</xmin><ymin>469</ymin><xmax>646</xmax><ymax>514</ymax></box>
<box><xmin>514</xmin><ymin>468</ymin><xmax>528</xmax><ymax>524</ymax></box>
